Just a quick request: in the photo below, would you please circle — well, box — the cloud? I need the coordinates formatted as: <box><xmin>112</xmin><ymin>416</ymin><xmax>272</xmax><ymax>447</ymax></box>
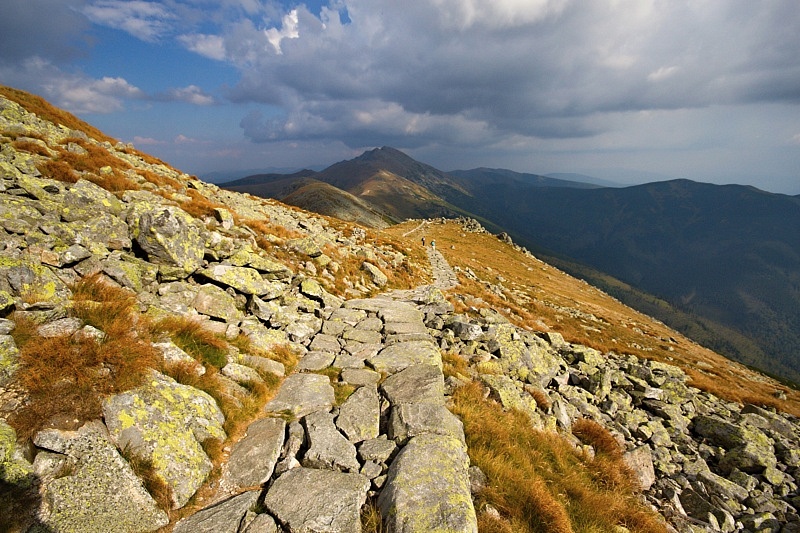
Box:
<box><xmin>133</xmin><ymin>136</ymin><xmax>166</xmax><ymax>146</ymax></box>
<box><xmin>82</xmin><ymin>0</ymin><xmax>177</xmax><ymax>42</ymax></box>
<box><xmin>178</xmin><ymin>33</ymin><xmax>227</xmax><ymax>60</ymax></box>
<box><xmin>159</xmin><ymin>85</ymin><xmax>216</xmax><ymax>105</ymax></box>
<box><xmin>264</xmin><ymin>9</ymin><xmax>300</xmax><ymax>54</ymax></box>
<box><xmin>0</xmin><ymin>0</ymin><xmax>90</xmax><ymax>63</ymax></box>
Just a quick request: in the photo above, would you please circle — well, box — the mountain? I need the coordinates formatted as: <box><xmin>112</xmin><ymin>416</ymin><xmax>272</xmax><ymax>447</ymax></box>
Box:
<box><xmin>3</xmin><ymin>86</ymin><xmax>800</xmax><ymax>533</ymax></box>
<box><xmin>229</xmin><ymin>147</ymin><xmax>800</xmax><ymax>386</ymax></box>
<box><xmin>450</xmin><ymin>167</ymin><xmax>601</xmax><ymax>189</ymax></box>
<box><xmin>545</xmin><ymin>172</ymin><xmax>625</xmax><ymax>188</ymax></box>
<box><xmin>439</xmin><ymin>177</ymin><xmax>800</xmax><ymax>384</ymax></box>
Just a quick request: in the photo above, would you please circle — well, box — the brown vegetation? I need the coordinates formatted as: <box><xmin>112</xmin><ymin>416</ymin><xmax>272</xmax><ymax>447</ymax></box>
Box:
<box><xmin>451</xmin><ymin>381</ymin><xmax>667</xmax><ymax>533</ymax></box>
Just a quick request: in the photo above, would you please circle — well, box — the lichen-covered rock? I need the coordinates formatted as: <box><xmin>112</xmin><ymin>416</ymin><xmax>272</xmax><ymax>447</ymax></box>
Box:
<box><xmin>0</xmin><ymin>255</ymin><xmax>71</xmax><ymax>304</ymax></box>
<box><xmin>388</xmin><ymin>403</ymin><xmax>466</xmax><ymax>445</ymax></box>
<box><xmin>192</xmin><ymin>283</ymin><xmax>244</xmax><ymax>322</ymax></box>
<box><xmin>0</xmin><ymin>333</ymin><xmax>19</xmax><ymax>386</ymax></box>
<box><xmin>378</xmin><ymin>433</ymin><xmax>477</xmax><ymax>533</ymax></box>
<box><xmin>128</xmin><ymin>203</ymin><xmax>205</xmax><ymax>276</ymax></box>
<box><xmin>228</xmin><ymin>247</ymin><xmax>293</xmax><ymax>280</ymax></box>
<box><xmin>198</xmin><ymin>264</ymin><xmax>273</xmax><ymax>296</ymax></box>
<box><xmin>264</xmin><ymin>467</ymin><xmax>370</xmax><ymax>532</ymax></box>
<box><xmin>102</xmin><ymin>370</ymin><xmax>226</xmax><ymax>508</ymax></box>
<box><xmin>0</xmin><ymin>419</ymin><xmax>34</xmax><ymax>486</ymax></box>
<box><xmin>34</xmin><ymin>421</ymin><xmax>169</xmax><ymax>533</ymax></box>
<box><xmin>381</xmin><ymin>364</ymin><xmax>445</xmax><ymax>406</ymax></box>
<box><xmin>480</xmin><ymin>373</ymin><xmax>538</xmax><ymax>420</ymax></box>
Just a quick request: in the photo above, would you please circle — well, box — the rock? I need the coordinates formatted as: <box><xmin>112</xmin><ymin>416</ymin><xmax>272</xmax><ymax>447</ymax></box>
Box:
<box><xmin>192</xmin><ymin>283</ymin><xmax>244</xmax><ymax>322</ymax></box>
<box><xmin>221</xmin><ymin>362</ymin><xmax>264</xmax><ymax>385</ymax></box>
<box><xmin>450</xmin><ymin>319</ymin><xmax>483</xmax><ymax>341</ymax></box>
<box><xmin>264</xmin><ymin>373</ymin><xmax>335</xmax><ymax>418</ymax></box>
<box><xmin>0</xmin><ymin>255</ymin><xmax>71</xmax><ymax>304</ymax></box>
<box><xmin>128</xmin><ymin>204</ymin><xmax>205</xmax><ymax>276</ymax></box>
<box><xmin>173</xmin><ymin>490</ymin><xmax>260</xmax><ymax>533</ymax></box>
<box><xmin>697</xmin><ymin>469</ymin><xmax>749</xmax><ymax>502</ymax></box>
<box><xmin>242</xmin><ymin>513</ymin><xmax>279</xmax><ymax>533</ymax></box>
<box><xmin>102</xmin><ymin>370</ymin><xmax>226</xmax><ymax>508</ymax></box>
<box><xmin>302</xmin><ymin>410</ymin><xmax>360</xmax><ymax>472</ymax></box>
<box><xmin>358</xmin><ymin>436</ymin><xmax>397</xmax><ymax>464</ymax></box>
<box><xmin>198</xmin><ymin>264</ymin><xmax>273</xmax><ymax>296</ymax></box>
<box><xmin>296</xmin><ymin>350</ymin><xmax>337</xmax><ymax>372</ymax></box>
<box><xmin>240</xmin><ymin>321</ymin><xmax>289</xmax><ymax>352</ymax></box>
<box><xmin>623</xmin><ymin>446</ymin><xmax>656</xmax><ymax>491</ymax></box>
<box><xmin>341</xmin><ymin>367</ymin><xmax>381</xmax><ymax>386</ymax></box>
<box><xmin>378</xmin><ymin>434</ymin><xmax>477</xmax><ymax>533</ymax></box>
<box><xmin>220</xmin><ymin>417</ymin><xmax>286</xmax><ymax>493</ymax></box>
<box><xmin>369</xmin><ymin>340</ymin><xmax>441</xmax><ymax>373</ymax></box>
<box><xmin>336</xmin><ymin>385</ymin><xmax>380</xmax><ymax>443</ymax></box>
<box><xmin>34</xmin><ymin>421</ymin><xmax>169</xmax><ymax>532</ymax></box>
<box><xmin>380</xmin><ymin>364</ymin><xmax>445</xmax><ymax>405</ymax></box>
<box><xmin>263</xmin><ymin>467</ymin><xmax>370</xmax><ymax>532</ymax></box>
<box><xmin>361</xmin><ymin>261</ymin><xmax>388</xmax><ymax>286</ymax></box>
<box><xmin>0</xmin><ymin>333</ymin><xmax>20</xmax><ymax>386</ymax></box>
<box><xmin>388</xmin><ymin>403</ymin><xmax>466</xmax><ymax>444</ymax></box>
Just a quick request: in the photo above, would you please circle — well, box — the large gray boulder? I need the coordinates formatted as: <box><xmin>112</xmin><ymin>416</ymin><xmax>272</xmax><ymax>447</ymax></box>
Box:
<box><xmin>102</xmin><ymin>370</ymin><xmax>226</xmax><ymax>509</ymax></box>
<box><xmin>378</xmin><ymin>434</ymin><xmax>477</xmax><ymax>533</ymax></box>
<box><xmin>336</xmin><ymin>384</ymin><xmax>380</xmax><ymax>443</ymax></box>
<box><xmin>219</xmin><ymin>417</ymin><xmax>286</xmax><ymax>494</ymax></box>
<box><xmin>173</xmin><ymin>490</ymin><xmax>260</xmax><ymax>533</ymax></box>
<box><xmin>127</xmin><ymin>203</ymin><xmax>205</xmax><ymax>276</ymax></box>
<box><xmin>264</xmin><ymin>467</ymin><xmax>370</xmax><ymax>532</ymax></box>
<box><xmin>381</xmin><ymin>364</ymin><xmax>446</xmax><ymax>406</ymax></box>
<box><xmin>368</xmin><ymin>340</ymin><xmax>441</xmax><ymax>373</ymax></box>
<box><xmin>34</xmin><ymin>421</ymin><xmax>169</xmax><ymax>533</ymax></box>
<box><xmin>302</xmin><ymin>410</ymin><xmax>360</xmax><ymax>472</ymax></box>
<box><xmin>264</xmin><ymin>373</ymin><xmax>335</xmax><ymax>418</ymax></box>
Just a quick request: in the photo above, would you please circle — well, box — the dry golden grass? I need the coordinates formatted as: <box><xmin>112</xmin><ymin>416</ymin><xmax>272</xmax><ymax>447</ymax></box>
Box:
<box><xmin>37</xmin><ymin>158</ymin><xmax>78</xmax><ymax>183</ymax></box>
<box><xmin>361</xmin><ymin>498</ymin><xmax>384</xmax><ymax>533</ymax></box>
<box><xmin>180</xmin><ymin>189</ymin><xmax>228</xmax><ymax>219</ymax></box>
<box><xmin>121</xmin><ymin>445</ymin><xmax>174</xmax><ymax>511</ymax></box>
<box><xmin>136</xmin><ymin>168</ymin><xmax>182</xmax><ymax>190</ymax></box>
<box><xmin>451</xmin><ymin>382</ymin><xmax>667</xmax><ymax>533</ymax></box>
<box><xmin>12</xmin><ymin>139</ymin><xmax>50</xmax><ymax>157</ymax></box>
<box><xmin>0</xmin><ymin>85</ymin><xmax>118</xmax><ymax>145</ymax></box>
<box><xmin>150</xmin><ymin>316</ymin><xmax>229</xmax><ymax>369</ymax></box>
<box><xmin>9</xmin><ymin>275</ymin><xmax>158</xmax><ymax>439</ymax></box>
<box><xmin>382</xmin><ymin>219</ymin><xmax>800</xmax><ymax>416</ymax></box>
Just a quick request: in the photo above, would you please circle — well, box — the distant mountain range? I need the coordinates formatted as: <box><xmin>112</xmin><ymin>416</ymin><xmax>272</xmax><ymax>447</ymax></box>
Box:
<box><xmin>222</xmin><ymin>147</ymin><xmax>800</xmax><ymax>384</ymax></box>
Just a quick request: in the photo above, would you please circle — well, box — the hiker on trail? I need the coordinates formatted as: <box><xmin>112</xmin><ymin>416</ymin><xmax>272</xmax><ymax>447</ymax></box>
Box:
<box><xmin>421</xmin><ymin>237</ymin><xmax>425</xmax><ymax>247</ymax></box>
<box><xmin>431</xmin><ymin>240</ymin><xmax>436</xmax><ymax>250</ymax></box>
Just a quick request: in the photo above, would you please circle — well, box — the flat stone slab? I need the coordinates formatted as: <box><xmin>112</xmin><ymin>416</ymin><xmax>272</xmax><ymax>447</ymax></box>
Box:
<box><xmin>336</xmin><ymin>385</ymin><xmax>380</xmax><ymax>443</ymax></box>
<box><xmin>173</xmin><ymin>491</ymin><xmax>260</xmax><ymax>533</ymax></box>
<box><xmin>341</xmin><ymin>368</ymin><xmax>381</xmax><ymax>386</ymax></box>
<box><xmin>381</xmin><ymin>364</ymin><xmax>445</xmax><ymax>406</ymax></box>
<box><xmin>389</xmin><ymin>403</ymin><xmax>466</xmax><ymax>445</ymax></box>
<box><xmin>296</xmin><ymin>351</ymin><xmax>337</xmax><ymax>372</ymax></box>
<box><xmin>220</xmin><ymin>417</ymin><xmax>286</xmax><ymax>493</ymax></box>
<box><xmin>264</xmin><ymin>373</ymin><xmax>334</xmax><ymax>418</ymax></box>
<box><xmin>302</xmin><ymin>410</ymin><xmax>360</xmax><ymax>472</ymax></box>
<box><xmin>378</xmin><ymin>434</ymin><xmax>477</xmax><ymax>533</ymax></box>
<box><xmin>368</xmin><ymin>341</ymin><xmax>441</xmax><ymax>374</ymax></box>
<box><xmin>383</xmin><ymin>321</ymin><xmax>428</xmax><ymax>335</ymax></box>
<box><xmin>264</xmin><ymin>467</ymin><xmax>370</xmax><ymax>533</ymax></box>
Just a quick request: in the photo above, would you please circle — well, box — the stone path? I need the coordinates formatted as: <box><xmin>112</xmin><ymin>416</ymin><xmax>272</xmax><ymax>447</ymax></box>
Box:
<box><xmin>174</xmin><ymin>253</ymin><xmax>476</xmax><ymax>532</ymax></box>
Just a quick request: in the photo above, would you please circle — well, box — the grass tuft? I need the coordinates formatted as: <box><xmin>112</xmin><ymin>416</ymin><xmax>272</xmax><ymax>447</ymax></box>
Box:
<box><xmin>120</xmin><ymin>445</ymin><xmax>174</xmax><ymax>511</ymax></box>
<box><xmin>451</xmin><ymin>381</ymin><xmax>666</xmax><ymax>533</ymax></box>
<box><xmin>151</xmin><ymin>316</ymin><xmax>229</xmax><ymax>369</ymax></box>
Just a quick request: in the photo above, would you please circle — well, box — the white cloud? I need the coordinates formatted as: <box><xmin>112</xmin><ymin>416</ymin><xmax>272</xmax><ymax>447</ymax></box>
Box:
<box><xmin>161</xmin><ymin>85</ymin><xmax>215</xmax><ymax>105</ymax></box>
<box><xmin>178</xmin><ymin>33</ymin><xmax>227</xmax><ymax>60</ymax></box>
<box><xmin>83</xmin><ymin>0</ymin><xmax>176</xmax><ymax>42</ymax></box>
<box><xmin>264</xmin><ymin>9</ymin><xmax>300</xmax><ymax>54</ymax></box>
<box><xmin>133</xmin><ymin>135</ymin><xmax>166</xmax><ymax>145</ymax></box>
<box><xmin>648</xmin><ymin>66</ymin><xmax>680</xmax><ymax>82</ymax></box>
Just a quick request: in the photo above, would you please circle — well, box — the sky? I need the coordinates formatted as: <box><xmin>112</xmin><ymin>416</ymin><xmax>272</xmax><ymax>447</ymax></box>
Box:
<box><xmin>1</xmin><ymin>0</ymin><xmax>799</xmax><ymax>193</ymax></box>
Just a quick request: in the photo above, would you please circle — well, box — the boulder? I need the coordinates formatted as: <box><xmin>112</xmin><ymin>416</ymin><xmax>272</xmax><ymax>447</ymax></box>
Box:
<box><xmin>369</xmin><ymin>341</ymin><xmax>441</xmax><ymax>373</ymax></box>
<box><xmin>128</xmin><ymin>204</ymin><xmax>205</xmax><ymax>275</ymax></box>
<box><xmin>336</xmin><ymin>385</ymin><xmax>380</xmax><ymax>443</ymax></box>
<box><xmin>264</xmin><ymin>467</ymin><xmax>370</xmax><ymax>532</ymax></box>
<box><xmin>623</xmin><ymin>446</ymin><xmax>656</xmax><ymax>490</ymax></box>
<box><xmin>388</xmin><ymin>403</ymin><xmax>466</xmax><ymax>445</ymax></box>
<box><xmin>302</xmin><ymin>410</ymin><xmax>360</xmax><ymax>472</ymax></box>
<box><xmin>102</xmin><ymin>370</ymin><xmax>226</xmax><ymax>508</ymax></box>
<box><xmin>378</xmin><ymin>434</ymin><xmax>477</xmax><ymax>533</ymax></box>
<box><xmin>173</xmin><ymin>490</ymin><xmax>260</xmax><ymax>533</ymax></box>
<box><xmin>381</xmin><ymin>364</ymin><xmax>445</xmax><ymax>405</ymax></box>
<box><xmin>198</xmin><ymin>264</ymin><xmax>273</xmax><ymax>296</ymax></box>
<box><xmin>264</xmin><ymin>373</ymin><xmax>335</xmax><ymax>418</ymax></box>
<box><xmin>34</xmin><ymin>421</ymin><xmax>169</xmax><ymax>532</ymax></box>
<box><xmin>192</xmin><ymin>283</ymin><xmax>244</xmax><ymax>323</ymax></box>
<box><xmin>361</xmin><ymin>261</ymin><xmax>388</xmax><ymax>286</ymax></box>
<box><xmin>220</xmin><ymin>417</ymin><xmax>286</xmax><ymax>493</ymax></box>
